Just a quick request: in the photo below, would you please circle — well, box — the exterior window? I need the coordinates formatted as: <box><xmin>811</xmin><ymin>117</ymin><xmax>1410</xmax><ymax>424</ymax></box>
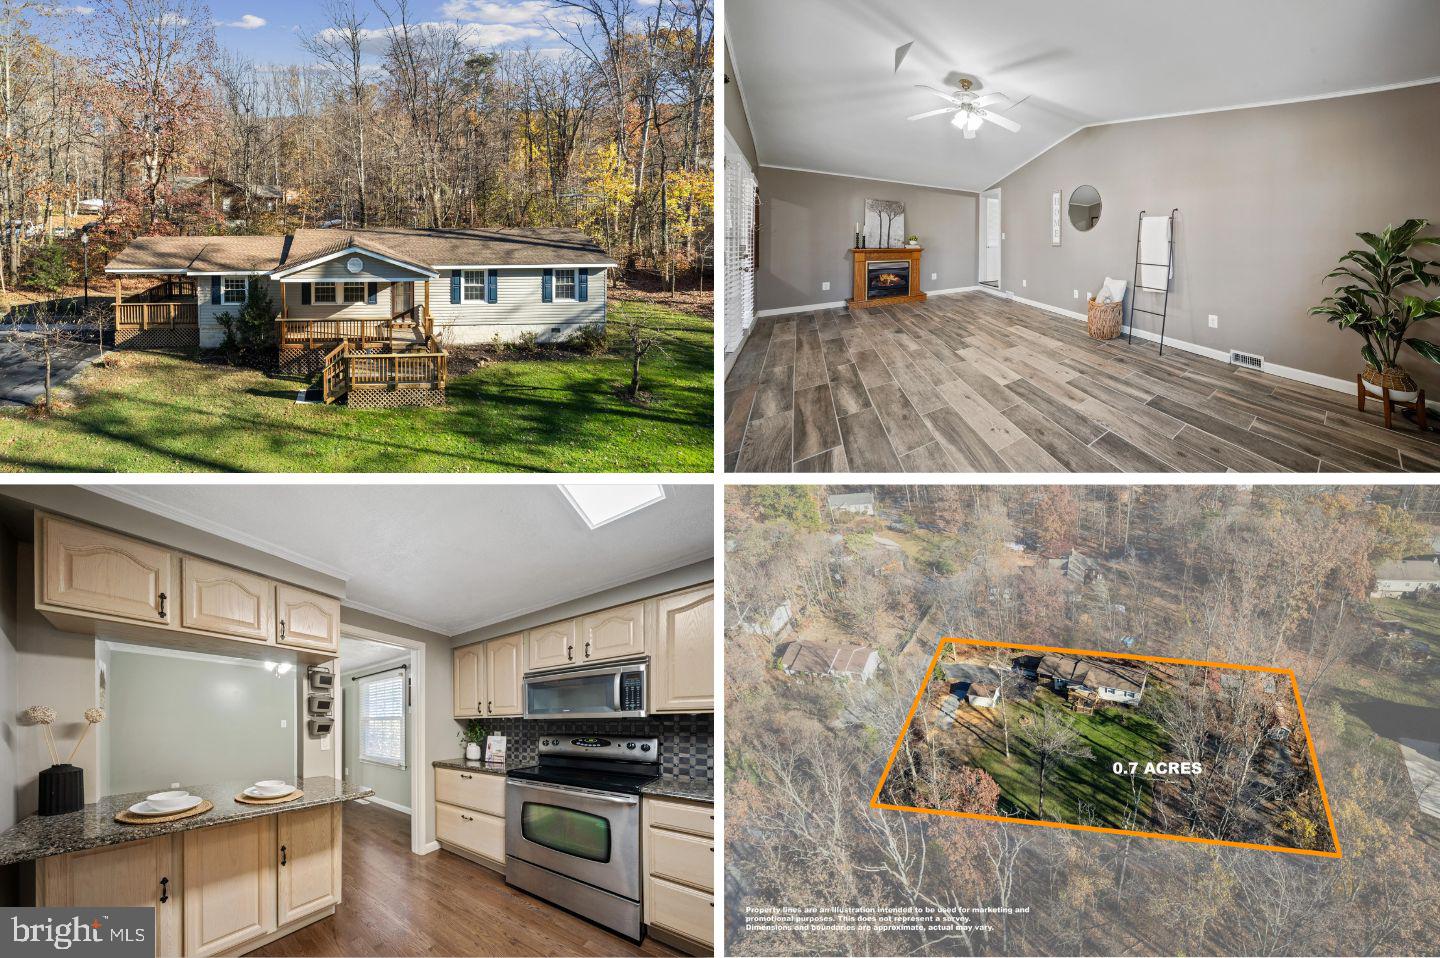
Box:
<box><xmin>222</xmin><ymin>277</ymin><xmax>247</xmax><ymax>304</ymax></box>
<box><xmin>554</xmin><ymin>268</ymin><xmax>576</xmax><ymax>301</ymax></box>
<box><xmin>313</xmin><ymin>282</ymin><xmax>336</xmax><ymax>304</ymax></box>
<box><xmin>462</xmin><ymin>269</ymin><xmax>486</xmax><ymax>303</ymax></box>
<box><xmin>358</xmin><ymin>668</ymin><xmax>406</xmax><ymax>768</ymax></box>
<box><xmin>342</xmin><ymin>281</ymin><xmax>365</xmax><ymax>304</ymax></box>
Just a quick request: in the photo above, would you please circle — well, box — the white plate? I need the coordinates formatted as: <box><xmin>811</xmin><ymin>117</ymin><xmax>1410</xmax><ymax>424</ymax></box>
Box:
<box><xmin>147</xmin><ymin>790</ymin><xmax>187</xmax><ymax>803</ymax></box>
<box><xmin>128</xmin><ymin>795</ymin><xmax>202</xmax><ymax>816</ymax></box>
<box><xmin>244</xmin><ymin>785</ymin><xmax>293</xmax><ymax>799</ymax></box>
<box><xmin>254</xmin><ymin>780</ymin><xmax>288</xmax><ymax>789</ymax></box>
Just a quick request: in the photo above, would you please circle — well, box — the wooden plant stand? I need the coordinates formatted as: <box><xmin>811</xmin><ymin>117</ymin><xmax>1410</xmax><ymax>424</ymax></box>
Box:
<box><xmin>1357</xmin><ymin>373</ymin><xmax>1428</xmax><ymax>430</ymax></box>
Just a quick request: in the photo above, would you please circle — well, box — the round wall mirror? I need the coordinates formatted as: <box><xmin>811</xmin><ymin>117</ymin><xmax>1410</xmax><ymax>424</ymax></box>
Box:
<box><xmin>1068</xmin><ymin>185</ymin><xmax>1102</xmax><ymax>231</ymax></box>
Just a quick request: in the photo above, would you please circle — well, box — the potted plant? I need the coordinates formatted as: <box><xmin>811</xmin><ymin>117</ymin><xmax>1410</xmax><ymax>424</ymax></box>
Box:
<box><xmin>1311</xmin><ymin>218</ymin><xmax>1440</xmax><ymax>401</ymax></box>
<box><xmin>905</xmin><ymin>234</ymin><xmax>920</xmax><ymax>247</ymax></box>
<box><xmin>458</xmin><ymin>719</ymin><xmax>487</xmax><ymax>761</ymax></box>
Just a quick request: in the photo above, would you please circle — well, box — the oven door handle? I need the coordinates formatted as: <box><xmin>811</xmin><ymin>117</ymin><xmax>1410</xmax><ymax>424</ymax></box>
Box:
<box><xmin>507</xmin><ymin>779</ymin><xmax>639</xmax><ymax>806</ymax></box>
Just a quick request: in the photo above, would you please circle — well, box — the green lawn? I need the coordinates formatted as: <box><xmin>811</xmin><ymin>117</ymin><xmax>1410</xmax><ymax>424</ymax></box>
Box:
<box><xmin>963</xmin><ymin>686</ymin><xmax>1170</xmax><ymax>826</ymax></box>
<box><xmin>0</xmin><ymin>301</ymin><xmax>712</xmax><ymax>472</ymax></box>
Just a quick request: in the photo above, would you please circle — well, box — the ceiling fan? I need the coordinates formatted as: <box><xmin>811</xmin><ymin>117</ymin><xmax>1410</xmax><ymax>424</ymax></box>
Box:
<box><xmin>908</xmin><ymin>78</ymin><xmax>1021</xmax><ymax>139</ymax></box>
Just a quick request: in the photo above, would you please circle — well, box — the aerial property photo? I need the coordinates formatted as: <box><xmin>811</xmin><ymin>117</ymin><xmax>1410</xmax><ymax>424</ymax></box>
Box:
<box><xmin>0</xmin><ymin>0</ymin><xmax>714</xmax><ymax>472</ymax></box>
<box><xmin>872</xmin><ymin>638</ymin><xmax>1341</xmax><ymax>856</ymax></box>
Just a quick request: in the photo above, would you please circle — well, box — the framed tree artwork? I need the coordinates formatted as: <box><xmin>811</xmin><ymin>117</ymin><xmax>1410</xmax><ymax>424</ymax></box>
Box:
<box><xmin>865</xmin><ymin>199</ymin><xmax>906</xmax><ymax>248</ymax></box>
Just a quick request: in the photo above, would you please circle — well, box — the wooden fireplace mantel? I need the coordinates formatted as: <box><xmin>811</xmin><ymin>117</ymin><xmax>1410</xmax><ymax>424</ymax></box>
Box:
<box><xmin>849</xmin><ymin>247</ymin><xmax>926</xmax><ymax>309</ymax></box>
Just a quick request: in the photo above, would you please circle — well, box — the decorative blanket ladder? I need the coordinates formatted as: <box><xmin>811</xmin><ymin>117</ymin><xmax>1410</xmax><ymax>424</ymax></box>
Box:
<box><xmin>1126</xmin><ymin>209</ymin><xmax>1178</xmax><ymax>355</ymax></box>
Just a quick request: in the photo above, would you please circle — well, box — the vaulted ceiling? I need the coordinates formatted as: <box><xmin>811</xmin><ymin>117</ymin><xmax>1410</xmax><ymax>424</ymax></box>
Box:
<box><xmin>727</xmin><ymin>0</ymin><xmax>1440</xmax><ymax>191</ymax></box>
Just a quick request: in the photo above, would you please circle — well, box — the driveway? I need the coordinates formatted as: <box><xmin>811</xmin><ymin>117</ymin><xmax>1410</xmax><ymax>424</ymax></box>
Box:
<box><xmin>942</xmin><ymin>663</ymin><xmax>1007</xmax><ymax>695</ymax></box>
<box><xmin>0</xmin><ymin>334</ymin><xmax>100</xmax><ymax>405</ymax></box>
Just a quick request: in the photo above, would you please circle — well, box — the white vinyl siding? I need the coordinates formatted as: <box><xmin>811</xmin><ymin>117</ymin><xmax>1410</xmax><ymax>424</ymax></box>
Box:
<box><xmin>553</xmin><ymin>268</ymin><xmax>576</xmax><ymax>301</ymax></box>
<box><xmin>197</xmin><ymin>275</ymin><xmax>275</xmax><ymax>349</ymax></box>
<box><xmin>427</xmin><ymin>267</ymin><xmax>606</xmax><ymax>346</ymax></box>
<box><xmin>358</xmin><ymin>668</ymin><xmax>406</xmax><ymax>769</ymax></box>
<box><xmin>313</xmin><ymin>281</ymin><xmax>336</xmax><ymax>304</ymax></box>
<box><xmin>278</xmin><ymin>251</ymin><xmax>430</xmax><ymax>284</ymax></box>
<box><xmin>462</xmin><ymin>269</ymin><xmax>485</xmax><ymax>303</ymax></box>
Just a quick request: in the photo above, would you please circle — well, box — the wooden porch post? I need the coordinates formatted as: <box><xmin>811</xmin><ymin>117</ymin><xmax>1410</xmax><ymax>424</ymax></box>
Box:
<box><xmin>115</xmin><ymin>275</ymin><xmax>123</xmax><ymax>328</ymax></box>
<box><xmin>280</xmin><ymin>281</ymin><xmax>287</xmax><ymax>319</ymax></box>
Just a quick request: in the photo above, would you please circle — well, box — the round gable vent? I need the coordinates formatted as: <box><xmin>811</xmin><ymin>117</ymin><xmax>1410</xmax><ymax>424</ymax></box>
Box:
<box><xmin>345</xmin><ymin>256</ymin><xmax>364</xmax><ymax>274</ymax></box>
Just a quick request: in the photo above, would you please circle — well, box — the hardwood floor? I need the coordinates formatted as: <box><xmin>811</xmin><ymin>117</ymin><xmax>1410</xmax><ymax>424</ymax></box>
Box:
<box><xmin>248</xmin><ymin>801</ymin><xmax>681</xmax><ymax>958</ymax></box>
<box><xmin>724</xmin><ymin>291</ymin><xmax>1440</xmax><ymax>473</ymax></box>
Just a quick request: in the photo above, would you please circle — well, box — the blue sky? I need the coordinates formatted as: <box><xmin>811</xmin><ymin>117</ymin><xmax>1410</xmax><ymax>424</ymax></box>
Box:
<box><xmin>55</xmin><ymin>0</ymin><xmax>601</xmax><ymax>64</ymax></box>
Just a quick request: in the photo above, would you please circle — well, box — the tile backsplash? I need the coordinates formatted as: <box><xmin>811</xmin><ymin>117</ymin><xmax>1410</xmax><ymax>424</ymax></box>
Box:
<box><xmin>460</xmin><ymin>714</ymin><xmax>713</xmax><ymax>781</ymax></box>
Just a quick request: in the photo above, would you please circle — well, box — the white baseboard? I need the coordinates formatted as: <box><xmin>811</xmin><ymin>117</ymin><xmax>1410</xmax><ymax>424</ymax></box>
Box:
<box><xmin>366</xmin><ymin>795</ymin><xmax>412</xmax><ymax>816</ymax></box>
<box><xmin>754</xmin><ymin>299</ymin><xmax>846</xmax><ymax>318</ymax></box>
<box><xmin>417</xmin><ymin>840</ymin><xmax>441</xmax><ymax>856</ymax></box>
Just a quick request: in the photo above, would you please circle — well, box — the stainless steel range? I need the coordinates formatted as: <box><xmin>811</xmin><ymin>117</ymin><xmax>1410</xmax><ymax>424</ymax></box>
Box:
<box><xmin>505</xmin><ymin>735</ymin><xmax>660</xmax><ymax>940</ymax></box>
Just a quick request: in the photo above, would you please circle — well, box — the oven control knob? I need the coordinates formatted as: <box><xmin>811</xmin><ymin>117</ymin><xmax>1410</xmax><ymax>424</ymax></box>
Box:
<box><xmin>640</xmin><ymin>744</ymin><xmax>651</xmax><ymax>752</ymax></box>
<box><xmin>626</xmin><ymin>742</ymin><xmax>635</xmax><ymax>749</ymax></box>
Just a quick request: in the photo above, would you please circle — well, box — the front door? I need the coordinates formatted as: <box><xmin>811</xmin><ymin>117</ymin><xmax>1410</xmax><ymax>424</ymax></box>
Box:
<box><xmin>392</xmin><ymin>281</ymin><xmax>413</xmax><ymax>318</ymax></box>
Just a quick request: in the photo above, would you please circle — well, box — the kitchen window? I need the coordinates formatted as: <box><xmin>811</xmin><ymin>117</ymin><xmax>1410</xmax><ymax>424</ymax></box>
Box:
<box><xmin>222</xmin><ymin>277</ymin><xmax>247</xmax><ymax>305</ymax></box>
<box><xmin>313</xmin><ymin>282</ymin><xmax>336</xmax><ymax>304</ymax></box>
<box><xmin>358</xmin><ymin>667</ymin><xmax>406</xmax><ymax>768</ymax></box>
<box><xmin>554</xmin><ymin>268</ymin><xmax>576</xmax><ymax>301</ymax></box>
<box><xmin>342</xmin><ymin>281</ymin><xmax>365</xmax><ymax>304</ymax></box>
<box><xmin>462</xmin><ymin>269</ymin><xmax>486</xmax><ymax>303</ymax></box>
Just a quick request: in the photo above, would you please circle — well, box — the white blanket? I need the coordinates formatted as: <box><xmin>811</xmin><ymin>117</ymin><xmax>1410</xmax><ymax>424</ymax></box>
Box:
<box><xmin>1139</xmin><ymin>214</ymin><xmax>1171</xmax><ymax>291</ymax></box>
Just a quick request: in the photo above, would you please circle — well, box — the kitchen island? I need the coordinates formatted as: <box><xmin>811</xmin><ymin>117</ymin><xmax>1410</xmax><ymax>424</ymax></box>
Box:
<box><xmin>0</xmin><ymin>776</ymin><xmax>372</xmax><ymax>957</ymax></box>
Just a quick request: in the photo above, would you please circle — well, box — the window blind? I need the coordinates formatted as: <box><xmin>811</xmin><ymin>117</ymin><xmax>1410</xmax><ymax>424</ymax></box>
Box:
<box><xmin>723</xmin><ymin>145</ymin><xmax>757</xmax><ymax>356</ymax></box>
<box><xmin>358</xmin><ymin>668</ymin><xmax>406</xmax><ymax>768</ymax></box>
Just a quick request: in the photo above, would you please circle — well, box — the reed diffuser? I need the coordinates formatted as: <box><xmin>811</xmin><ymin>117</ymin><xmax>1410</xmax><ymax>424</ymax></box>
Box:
<box><xmin>25</xmin><ymin>705</ymin><xmax>105</xmax><ymax>815</ymax></box>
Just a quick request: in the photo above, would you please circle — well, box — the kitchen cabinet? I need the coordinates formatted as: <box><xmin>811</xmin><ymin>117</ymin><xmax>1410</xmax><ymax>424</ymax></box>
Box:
<box><xmin>453</xmin><ymin>644</ymin><xmax>483</xmax><ymax>718</ymax></box>
<box><xmin>643</xmin><ymin>796</ymin><xmax>714</xmax><ymax>949</ymax></box>
<box><xmin>39</xmin><ymin>513</ymin><xmax>175</xmax><ymax>626</ymax></box>
<box><xmin>276</xmin><ymin>805</ymin><xmax>341</xmax><ymax>925</ymax></box>
<box><xmin>435</xmin><ymin>767</ymin><xmax>506</xmax><ymax>868</ymax></box>
<box><xmin>181</xmin><ymin>557</ymin><xmax>274</xmax><ymax>644</ymax></box>
<box><xmin>578</xmin><ymin>601</ymin><xmax>647</xmax><ymax>662</ymax></box>
<box><xmin>34</xmin><ymin>835</ymin><xmax>182</xmax><ymax>958</ymax></box>
<box><xmin>485</xmin><ymin>632</ymin><xmax>524</xmax><ymax>715</ymax></box>
<box><xmin>182</xmin><ymin>816</ymin><xmax>278</xmax><ymax>957</ymax></box>
<box><xmin>649</xmin><ymin>585</ymin><xmax>715</xmax><ymax>713</ymax></box>
<box><xmin>526</xmin><ymin>619</ymin><xmax>576</xmax><ymax>671</ymax></box>
<box><xmin>435</xmin><ymin>767</ymin><xmax>506</xmax><ymax>812</ymax></box>
<box><xmin>275</xmin><ymin>585</ymin><xmax>341</xmax><ymax>653</ymax></box>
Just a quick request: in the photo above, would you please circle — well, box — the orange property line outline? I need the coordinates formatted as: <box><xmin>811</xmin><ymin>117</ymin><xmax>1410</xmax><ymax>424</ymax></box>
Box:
<box><xmin>869</xmin><ymin>637</ymin><xmax>1344</xmax><ymax>859</ymax></box>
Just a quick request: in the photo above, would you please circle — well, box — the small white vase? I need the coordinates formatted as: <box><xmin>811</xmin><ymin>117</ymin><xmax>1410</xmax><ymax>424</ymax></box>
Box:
<box><xmin>464</xmin><ymin>742</ymin><xmax>481</xmax><ymax>761</ymax></box>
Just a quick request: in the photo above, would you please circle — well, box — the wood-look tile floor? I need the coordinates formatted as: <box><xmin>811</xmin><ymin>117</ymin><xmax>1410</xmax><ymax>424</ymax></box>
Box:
<box><xmin>724</xmin><ymin>291</ymin><xmax>1440</xmax><ymax>473</ymax></box>
<box><xmin>249</xmin><ymin>801</ymin><xmax>683</xmax><ymax>957</ymax></box>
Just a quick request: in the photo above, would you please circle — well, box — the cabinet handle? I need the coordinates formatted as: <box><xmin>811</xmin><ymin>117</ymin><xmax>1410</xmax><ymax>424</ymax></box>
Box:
<box><xmin>157</xmin><ymin>592</ymin><xmax>167</xmax><ymax>618</ymax></box>
<box><xmin>487</xmin><ymin>700</ymin><xmax>492</xmax><ymax>713</ymax></box>
<box><xmin>280</xmin><ymin>845</ymin><xmax>287</xmax><ymax>866</ymax></box>
<box><xmin>159</xmin><ymin>877</ymin><xmax>168</xmax><ymax>904</ymax></box>
<box><xmin>460</xmin><ymin>773</ymin><xmax>472</xmax><ymax>779</ymax></box>
<box><xmin>279</xmin><ymin>619</ymin><xmax>286</xmax><ymax>639</ymax></box>
<box><xmin>584</xmin><ymin>641</ymin><xmax>591</xmax><ymax>658</ymax></box>
<box><xmin>566</xmin><ymin>645</ymin><xmax>573</xmax><ymax>661</ymax></box>
<box><xmin>461</xmin><ymin>814</ymin><xmax>473</xmax><ymax>821</ymax></box>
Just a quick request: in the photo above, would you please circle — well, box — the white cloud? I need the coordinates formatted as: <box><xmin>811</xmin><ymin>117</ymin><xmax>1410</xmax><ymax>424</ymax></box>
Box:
<box><xmin>223</xmin><ymin>14</ymin><xmax>267</xmax><ymax>29</ymax></box>
<box><xmin>440</xmin><ymin>0</ymin><xmax>549</xmax><ymax>24</ymax></box>
<box><xmin>315</xmin><ymin>20</ymin><xmax>544</xmax><ymax>54</ymax></box>
<box><xmin>41</xmin><ymin>4</ymin><xmax>95</xmax><ymax>14</ymax></box>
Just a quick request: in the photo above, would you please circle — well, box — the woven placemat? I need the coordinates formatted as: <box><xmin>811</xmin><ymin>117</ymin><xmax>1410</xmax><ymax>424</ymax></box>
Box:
<box><xmin>234</xmin><ymin>789</ymin><xmax>304</xmax><ymax>805</ymax></box>
<box><xmin>115</xmin><ymin>799</ymin><xmax>214</xmax><ymax>825</ymax></box>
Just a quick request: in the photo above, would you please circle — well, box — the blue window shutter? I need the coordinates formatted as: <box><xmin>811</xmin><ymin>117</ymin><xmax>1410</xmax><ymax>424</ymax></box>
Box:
<box><xmin>300</xmin><ymin>282</ymin><xmax>311</xmax><ymax>306</ymax></box>
<box><xmin>486</xmin><ymin>271</ymin><xmax>497</xmax><ymax>304</ymax></box>
<box><xmin>577</xmin><ymin>269</ymin><xmax>588</xmax><ymax>302</ymax></box>
<box><xmin>210</xmin><ymin>276</ymin><xmax>221</xmax><ymax>305</ymax></box>
<box><xmin>450</xmin><ymin>270</ymin><xmax>461</xmax><ymax>304</ymax></box>
<box><xmin>541</xmin><ymin>268</ymin><xmax>553</xmax><ymax>303</ymax></box>
<box><xmin>367</xmin><ymin>282</ymin><xmax>378</xmax><ymax>305</ymax></box>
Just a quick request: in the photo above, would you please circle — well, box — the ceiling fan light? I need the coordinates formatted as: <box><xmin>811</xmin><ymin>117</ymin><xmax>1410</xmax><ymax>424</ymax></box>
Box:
<box><xmin>949</xmin><ymin>111</ymin><xmax>966</xmax><ymax>129</ymax></box>
<box><xmin>966</xmin><ymin>113</ymin><xmax>984</xmax><ymax>132</ymax></box>
<box><xmin>963</xmin><ymin>127</ymin><xmax>976</xmax><ymax>140</ymax></box>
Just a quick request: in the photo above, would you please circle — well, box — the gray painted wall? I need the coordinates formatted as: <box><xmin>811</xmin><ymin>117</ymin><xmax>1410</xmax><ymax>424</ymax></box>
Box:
<box><xmin>756</xmin><ymin>167</ymin><xmax>979</xmax><ymax>313</ymax></box>
<box><xmin>104</xmin><ymin>648</ymin><xmax>296</xmax><ymax>795</ymax></box>
<box><xmin>341</xmin><ymin>659</ymin><xmax>412</xmax><ymax>812</ymax></box>
<box><xmin>724</xmin><ymin>44</ymin><xmax>758</xmax><ymax>171</ymax></box>
<box><xmin>993</xmin><ymin>81</ymin><xmax>1440</xmax><ymax>393</ymax></box>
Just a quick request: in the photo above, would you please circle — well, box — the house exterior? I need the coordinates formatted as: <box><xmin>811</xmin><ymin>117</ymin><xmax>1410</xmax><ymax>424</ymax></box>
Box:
<box><xmin>105</xmin><ymin>226</ymin><xmax>616</xmax><ymax>352</ymax></box>
<box><xmin>776</xmin><ymin>639</ymin><xmax>879</xmax><ymax>683</ymax></box>
<box><xmin>1372</xmin><ymin>558</ymin><xmax>1440</xmax><ymax>597</ymax></box>
<box><xmin>827</xmin><ymin>492</ymin><xmax>875</xmax><ymax>516</ymax></box>
<box><xmin>1023</xmin><ymin>652</ymin><xmax>1148</xmax><ymax>704</ymax></box>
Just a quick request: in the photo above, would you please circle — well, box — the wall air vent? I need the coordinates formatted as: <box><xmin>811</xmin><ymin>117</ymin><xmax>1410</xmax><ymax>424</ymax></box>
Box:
<box><xmin>1229</xmin><ymin>350</ymin><xmax>1263</xmax><ymax>370</ymax></box>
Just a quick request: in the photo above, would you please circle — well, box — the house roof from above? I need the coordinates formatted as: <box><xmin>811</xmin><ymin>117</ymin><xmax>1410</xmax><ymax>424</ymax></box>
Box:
<box><xmin>1038</xmin><ymin>653</ymin><xmax>1147</xmax><ymax>694</ymax></box>
<box><xmin>105</xmin><ymin>226</ymin><xmax>616</xmax><ymax>275</ymax></box>
<box><xmin>969</xmin><ymin>682</ymin><xmax>997</xmax><ymax>696</ymax></box>
<box><xmin>777</xmin><ymin>639</ymin><xmax>876</xmax><ymax>676</ymax></box>
<box><xmin>1375</xmin><ymin>558</ymin><xmax>1440</xmax><ymax>582</ymax></box>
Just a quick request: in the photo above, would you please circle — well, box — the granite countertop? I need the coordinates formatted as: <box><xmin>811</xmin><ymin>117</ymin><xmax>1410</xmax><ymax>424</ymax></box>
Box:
<box><xmin>0</xmin><ymin>776</ymin><xmax>372</xmax><ymax>867</ymax></box>
<box><xmin>432</xmin><ymin>757</ymin><xmax>526</xmax><ymax>775</ymax></box>
<box><xmin>642</xmin><ymin>777</ymin><xmax>714</xmax><ymax>803</ymax></box>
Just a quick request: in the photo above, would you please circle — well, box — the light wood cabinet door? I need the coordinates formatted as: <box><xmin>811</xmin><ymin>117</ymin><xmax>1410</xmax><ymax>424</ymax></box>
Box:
<box><xmin>275</xmin><ymin>584</ymin><xmax>341</xmax><ymax>653</ymax></box>
<box><xmin>526</xmin><ymin>619</ymin><xmax>576</xmax><ymax>671</ymax></box>
<box><xmin>276</xmin><ymin>804</ymin><xmax>341</xmax><ymax>925</ymax></box>
<box><xmin>39</xmin><ymin>514</ymin><xmax>174</xmax><ymax>625</ymax></box>
<box><xmin>645</xmin><ymin>875</ymin><xmax>714</xmax><ymax>946</ymax></box>
<box><xmin>579</xmin><ymin>601</ymin><xmax>646</xmax><ymax>662</ymax></box>
<box><xmin>485</xmin><ymin>633</ymin><xmax>524</xmax><ymax>716</ymax></box>
<box><xmin>182</xmin><ymin>817</ymin><xmax>277</xmax><ymax>957</ymax></box>
<box><xmin>649</xmin><ymin>585</ymin><xmax>715</xmax><ymax>713</ymax></box>
<box><xmin>435</xmin><ymin>802</ymin><xmax>505</xmax><ymax>864</ymax></box>
<box><xmin>35</xmin><ymin>836</ymin><xmax>182</xmax><ymax>958</ymax></box>
<box><xmin>181</xmin><ymin>557</ymin><xmax>275</xmax><ymax>644</ymax></box>
<box><xmin>453</xmin><ymin>644</ymin><xmax>483</xmax><ymax>718</ymax></box>
<box><xmin>435</xmin><ymin>768</ymin><xmax>506</xmax><ymax>815</ymax></box>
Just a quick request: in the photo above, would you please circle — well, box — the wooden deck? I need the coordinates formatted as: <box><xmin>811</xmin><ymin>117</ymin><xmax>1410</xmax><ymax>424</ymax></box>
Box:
<box><xmin>724</xmin><ymin>290</ymin><xmax>1440</xmax><ymax>473</ymax></box>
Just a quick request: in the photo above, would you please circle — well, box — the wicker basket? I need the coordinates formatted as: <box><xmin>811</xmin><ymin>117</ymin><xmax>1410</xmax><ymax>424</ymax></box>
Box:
<box><xmin>1362</xmin><ymin>363</ymin><xmax>1418</xmax><ymax>392</ymax></box>
<box><xmin>1086</xmin><ymin>298</ymin><xmax>1123</xmax><ymax>340</ymax></box>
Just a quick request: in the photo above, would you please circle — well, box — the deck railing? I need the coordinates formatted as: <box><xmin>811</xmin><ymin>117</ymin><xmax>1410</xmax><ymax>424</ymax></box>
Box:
<box><xmin>278</xmin><ymin>317</ymin><xmax>392</xmax><ymax>348</ymax></box>
<box><xmin>319</xmin><ymin>334</ymin><xmax>446</xmax><ymax>404</ymax></box>
<box><xmin>114</xmin><ymin>301</ymin><xmax>199</xmax><ymax>328</ymax></box>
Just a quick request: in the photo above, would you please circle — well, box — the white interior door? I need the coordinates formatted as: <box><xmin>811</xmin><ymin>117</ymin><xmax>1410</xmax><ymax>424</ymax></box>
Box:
<box><xmin>984</xmin><ymin>196</ymin><xmax>1001</xmax><ymax>284</ymax></box>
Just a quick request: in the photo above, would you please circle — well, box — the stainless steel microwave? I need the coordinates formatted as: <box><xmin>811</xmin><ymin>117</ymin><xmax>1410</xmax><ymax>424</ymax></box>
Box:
<box><xmin>523</xmin><ymin>661</ymin><xmax>647</xmax><ymax>720</ymax></box>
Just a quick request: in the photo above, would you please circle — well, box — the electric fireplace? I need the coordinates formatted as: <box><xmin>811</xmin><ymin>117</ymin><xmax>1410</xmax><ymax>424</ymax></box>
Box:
<box><xmin>866</xmin><ymin>261</ymin><xmax>912</xmax><ymax>300</ymax></box>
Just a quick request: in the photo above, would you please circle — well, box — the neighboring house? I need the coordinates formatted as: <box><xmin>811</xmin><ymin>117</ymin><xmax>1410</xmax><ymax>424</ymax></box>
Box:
<box><xmin>966</xmin><ymin>682</ymin><xmax>1000</xmax><ymax>708</ymax></box>
<box><xmin>827</xmin><ymin>492</ymin><xmax>875</xmax><ymax>516</ymax></box>
<box><xmin>1021</xmin><ymin>652</ymin><xmax>1147</xmax><ymax>704</ymax></box>
<box><xmin>1372</xmin><ymin>558</ymin><xmax>1440</xmax><ymax>597</ymax></box>
<box><xmin>171</xmin><ymin>175</ymin><xmax>296</xmax><ymax>214</ymax></box>
<box><xmin>1046</xmin><ymin>549</ymin><xmax>1101</xmax><ymax>584</ymax></box>
<box><xmin>776</xmin><ymin>639</ymin><xmax>879</xmax><ymax>683</ymax></box>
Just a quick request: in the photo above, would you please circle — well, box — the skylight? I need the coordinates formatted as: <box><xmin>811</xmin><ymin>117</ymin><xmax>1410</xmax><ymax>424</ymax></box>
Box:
<box><xmin>561</xmin><ymin>484</ymin><xmax>665</xmax><ymax>529</ymax></box>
